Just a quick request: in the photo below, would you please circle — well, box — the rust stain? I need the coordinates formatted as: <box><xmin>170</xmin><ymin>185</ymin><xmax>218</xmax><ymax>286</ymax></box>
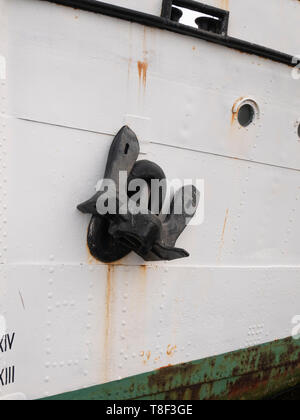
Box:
<box><xmin>128</xmin><ymin>57</ymin><xmax>132</xmax><ymax>79</ymax></box>
<box><xmin>140</xmin><ymin>264</ymin><xmax>147</xmax><ymax>277</ymax></box>
<box><xmin>220</xmin><ymin>0</ymin><xmax>229</xmax><ymax>11</ymax></box>
<box><xmin>157</xmin><ymin>363</ymin><xmax>173</xmax><ymax>370</ymax></box>
<box><xmin>231</xmin><ymin>109</ymin><xmax>237</xmax><ymax>126</ymax></box>
<box><xmin>192</xmin><ymin>46</ymin><xmax>196</xmax><ymax>51</ymax></box>
<box><xmin>137</xmin><ymin>60</ymin><xmax>148</xmax><ymax>88</ymax></box>
<box><xmin>166</xmin><ymin>344</ymin><xmax>177</xmax><ymax>357</ymax></box>
<box><xmin>95</xmin><ymin>337</ymin><xmax>300</xmax><ymax>400</ymax></box>
<box><xmin>137</xmin><ymin>27</ymin><xmax>149</xmax><ymax>91</ymax></box>
<box><xmin>147</xmin><ymin>338</ymin><xmax>300</xmax><ymax>400</ymax></box>
<box><xmin>218</xmin><ymin>208</ymin><xmax>229</xmax><ymax>262</ymax></box>
<box><xmin>139</xmin><ymin>264</ymin><xmax>148</xmax><ymax>301</ymax></box>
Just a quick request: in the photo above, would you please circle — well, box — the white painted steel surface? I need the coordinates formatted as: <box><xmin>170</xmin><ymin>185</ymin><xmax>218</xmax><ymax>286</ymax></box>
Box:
<box><xmin>201</xmin><ymin>0</ymin><xmax>300</xmax><ymax>56</ymax></box>
<box><xmin>107</xmin><ymin>0</ymin><xmax>163</xmax><ymax>15</ymax></box>
<box><xmin>0</xmin><ymin>0</ymin><xmax>299</xmax><ymax>399</ymax></box>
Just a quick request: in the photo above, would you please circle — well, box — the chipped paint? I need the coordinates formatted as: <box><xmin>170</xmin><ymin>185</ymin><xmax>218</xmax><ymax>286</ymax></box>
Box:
<box><xmin>231</xmin><ymin>97</ymin><xmax>245</xmax><ymax>126</ymax></box>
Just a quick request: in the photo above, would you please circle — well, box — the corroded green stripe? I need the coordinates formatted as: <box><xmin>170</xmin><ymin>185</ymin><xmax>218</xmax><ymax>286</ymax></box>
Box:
<box><xmin>42</xmin><ymin>336</ymin><xmax>300</xmax><ymax>400</ymax></box>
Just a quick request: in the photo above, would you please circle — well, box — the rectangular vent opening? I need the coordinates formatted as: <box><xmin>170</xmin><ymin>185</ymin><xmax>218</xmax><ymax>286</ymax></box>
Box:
<box><xmin>161</xmin><ymin>0</ymin><xmax>229</xmax><ymax>36</ymax></box>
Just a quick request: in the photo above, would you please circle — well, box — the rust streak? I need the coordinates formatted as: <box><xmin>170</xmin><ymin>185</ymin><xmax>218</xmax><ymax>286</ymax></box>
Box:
<box><xmin>137</xmin><ymin>27</ymin><xmax>149</xmax><ymax>93</ymax></box>
<box><xmin>158</xmin><ymin>364</ymin><xmax>173</xmax><ymax>370</ymax></box>
<box><xmin>104</xmin><ymin>265</ymin><xmax>114</xmax><ymax>381</ymax></box>
<box><xmin>231</xmin><ymin>110</ymin><xmax>237</xmax><ymax>126</ymax></box>
<box><xmin>218</xmin><ymin>209</ymin><xmax>229</xmax><ymax>262</ymax></box>
<box><xmin>139</xmin><ymin>264</ymin><xmax>148</xmax><ymax>299</ymax></box>
<box><xmin>221</xmin><ymin>209</ymin><xmax>229</xmax><ymax>241</ymax></box>
<box><xmin>19</xmin><ymin>291</ymin><xmax>25</xmax><ymax>311</ymax></box>
<box><xmin>137</xmin><ymin>61</ymin><xmax>148</xmax><ymax>89</ymax></box>
<box><xmin>231</xmin><ymin>96</ymin><xmax>245</xmax><ymax>127</ymax></box>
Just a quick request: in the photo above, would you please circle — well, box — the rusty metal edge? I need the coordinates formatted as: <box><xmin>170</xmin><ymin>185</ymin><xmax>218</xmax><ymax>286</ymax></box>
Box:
<box><xmin>41</xmin><ymin>336</ymin><xmax>300</xmax><ymax>400</ymax></box>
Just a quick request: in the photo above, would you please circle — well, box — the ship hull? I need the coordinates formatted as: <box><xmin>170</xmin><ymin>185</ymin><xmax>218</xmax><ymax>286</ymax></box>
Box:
<box><xmin>0</xmin><ymin>0</ymin><xmax>299</xmax><ymax>400</ymax></box>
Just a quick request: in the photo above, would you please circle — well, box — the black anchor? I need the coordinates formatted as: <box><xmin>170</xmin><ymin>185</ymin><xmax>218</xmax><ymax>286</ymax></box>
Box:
<box><xmin>77</xmin><ymin>126</ymin><xmax>199</xmax><ymax>263</ymax></box>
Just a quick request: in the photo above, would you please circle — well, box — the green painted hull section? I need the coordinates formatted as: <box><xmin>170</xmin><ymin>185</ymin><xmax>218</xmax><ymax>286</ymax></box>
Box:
<box><xmin>42</xmin><ymin>336</ymin><xmax>300</xmax><ymax>400</ymax></box>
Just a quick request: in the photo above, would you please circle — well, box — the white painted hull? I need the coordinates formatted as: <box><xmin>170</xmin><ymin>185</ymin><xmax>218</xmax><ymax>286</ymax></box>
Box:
<box><xmin>0</xmin><ymin>0</ymin><xmax>299</xmax><ymax>400</ymax></box>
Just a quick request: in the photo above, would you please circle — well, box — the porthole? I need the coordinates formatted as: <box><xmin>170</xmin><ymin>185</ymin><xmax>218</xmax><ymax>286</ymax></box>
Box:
<box><xmin>232</xmin><ymin>98</ymin><xmax>259</xmax><ymax>128</ymax></box>
<box><xmin>238</xmin><ymin>104</ymin><xmax>255</xmax><ymax>127</ymax></box>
